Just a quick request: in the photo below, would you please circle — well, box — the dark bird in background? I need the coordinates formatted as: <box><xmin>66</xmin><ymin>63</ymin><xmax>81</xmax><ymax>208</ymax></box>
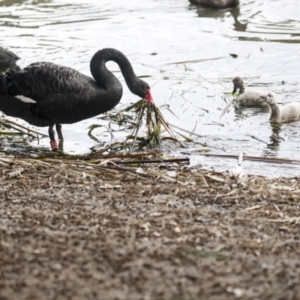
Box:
<box><xmin>0</xmin><ymin>47</ymin><xmax>20</xmax><ymax>72</ymax></box>
<box><xmin>191</xmin><ymin>0</ymin><xmax>246</xmax><ymax>32</ymax></box>
<box><xmin>0</xmin><ymin>48</ymin><xmax>153</xmax><ymax>151</ymax></box>
<box><xmin>189</xmin><ymin>0</ymin><xmax>240</xmax><ymax>9</ymax></box>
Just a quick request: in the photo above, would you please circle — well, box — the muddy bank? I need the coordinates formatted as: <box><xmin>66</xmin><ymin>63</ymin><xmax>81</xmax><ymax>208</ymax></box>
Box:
<box><xmin>0</xmin><ymin>155</ymin><xmax>299</xmax><ymax>299</ymax></box>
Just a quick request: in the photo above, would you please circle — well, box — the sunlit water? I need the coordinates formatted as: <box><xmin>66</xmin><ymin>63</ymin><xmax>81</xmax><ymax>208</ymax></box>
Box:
<box><xmin>1</xmin><ymin>0</ymin><xmax>300</xmax><ymax>177</ymax></box>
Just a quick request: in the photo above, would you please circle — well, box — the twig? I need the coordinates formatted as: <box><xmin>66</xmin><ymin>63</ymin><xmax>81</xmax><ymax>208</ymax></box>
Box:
<box><xmin>219</xmin><ymin>99</ymin><xmax>233</xmax><ymax>121</ymax></box>
<box><xmin>245</xmin><ymin>134</ymin><xmax>268</xmax><ymax>144</ymax></box>
<box><xmin>0</xmin><ymin>120</ymin><xmax>36</xmax><ymax>138</ymax></box>
<box><xmin>169</xmin><ymin>123</ymin><xmax>205</xmax><ymax>138</ymax></box>
<box><xmin>2</xmin><ymin>119</ymin><xmax>48</xmax><ymax>137</ymax></box>
<box><xmin>167</xmin><ymin>56</ymin><xmax>227</xmax><ymax>65</ymax></box>
<box><xmin>115</xmin><ymin>158</ymin><xmax>190</xmax><ymax>165</ymax></box>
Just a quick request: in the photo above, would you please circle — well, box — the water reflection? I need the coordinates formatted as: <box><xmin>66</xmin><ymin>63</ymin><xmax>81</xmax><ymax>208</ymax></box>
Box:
<box><xmin>195</xmin><ymin>6</ymin><xmax>247</xmax><ymax>32</ymax></box>
<box><xmin>264</xmin><ymin>122</ymin><xmax>282</xmax><ymax>156</ymax></box>
<box><xmin>233</xmin><ymin>105</ymin><xmax>270</xmax><ymax>120</ymax></box>
<box><xmin>189</xmin><ymin>0</ymin><xmax>300</xmax><ymax>43</ymax></box>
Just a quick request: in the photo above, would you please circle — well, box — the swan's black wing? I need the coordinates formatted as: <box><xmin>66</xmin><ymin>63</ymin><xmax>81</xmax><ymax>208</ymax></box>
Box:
<box><xmin>4</xmin><ymin>62</ymin><xmax>94</xmax><ymax>100</ymax></box>
<box><xmin>0</xmin><ymin>95</ymin><xmax>49</xmax><ymax>127</ymax></box>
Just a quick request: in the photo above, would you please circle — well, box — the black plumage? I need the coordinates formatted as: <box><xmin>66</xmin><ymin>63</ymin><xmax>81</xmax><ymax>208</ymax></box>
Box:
<box><xmin>189</xmin><ymin>0</ymin><xmax>239</xmax><ymax>9</ymax></box>
<box><xmin>0</xmin><ymin>48</ymin><xmax>153</xmax><ymax>151</ymax></box>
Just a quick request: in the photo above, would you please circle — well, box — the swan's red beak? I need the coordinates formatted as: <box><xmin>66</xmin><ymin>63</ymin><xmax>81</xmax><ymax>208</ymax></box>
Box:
<box><xmin>145</xmin><ymin>89</ymin><xmax>154</xmax><ymax>104</ymax></box>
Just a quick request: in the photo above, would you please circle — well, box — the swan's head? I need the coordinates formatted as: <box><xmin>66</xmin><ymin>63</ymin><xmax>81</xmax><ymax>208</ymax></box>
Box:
<box><xmin>135</xmin><ymin>78</ymin><xmax>154</xmax><ymax>104</ymax></box>
<box><xmin>232</xmin><ymin>76</ymin><xmax>244</xmax><ymax>94</ymax></box>
<box><xmin>261</xmin><ymin>92</ymin><xmax>276</xmax><ymax>105</ymax></box>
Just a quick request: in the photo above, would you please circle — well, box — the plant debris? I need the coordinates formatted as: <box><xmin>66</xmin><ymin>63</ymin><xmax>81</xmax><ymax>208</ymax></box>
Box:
<box><xmin>87</xmin><ymin>99</ymin><xmax>185</xmax><ymax>155</ymax></box>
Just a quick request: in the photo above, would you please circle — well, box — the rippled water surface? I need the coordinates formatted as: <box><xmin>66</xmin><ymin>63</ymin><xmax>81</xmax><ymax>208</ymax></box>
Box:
<box><xmin>1</xmin><ymin>0</ymin><xmax>300</xmax><ymax>177</ymax></box>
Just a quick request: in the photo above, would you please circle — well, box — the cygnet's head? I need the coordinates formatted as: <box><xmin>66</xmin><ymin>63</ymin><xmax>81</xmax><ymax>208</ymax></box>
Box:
<box><xmin>232</xmin><ymin>76</ymin><xmax>244</xmax><ymax>94</ymax></box>
<box><xmin>261</xmin><ymin>92</ymin><xmax>276</xmax><ymax>105</ymax></box>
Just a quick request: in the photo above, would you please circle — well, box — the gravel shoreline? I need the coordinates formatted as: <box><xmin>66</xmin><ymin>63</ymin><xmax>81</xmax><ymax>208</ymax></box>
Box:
<box><xmin>1</xmin><ymin>156</ymin><xmax>300</xmax><ymax>299</ymax></box>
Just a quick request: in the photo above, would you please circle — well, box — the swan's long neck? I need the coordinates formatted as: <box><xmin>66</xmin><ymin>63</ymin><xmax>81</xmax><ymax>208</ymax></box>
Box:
<box><xmin>238</xmin><ymin>81</ymin><xmax>245</xmax><ymax>95</ymax></box>
<box><xmin>269</xmin><ymin>102</ymin><xmax>281</xmax><ymax>122</ymax></box>
<box><xmin>90</xmin><ymin>48</ymin><xmax>138</xmax><ymax>95</ymax></box>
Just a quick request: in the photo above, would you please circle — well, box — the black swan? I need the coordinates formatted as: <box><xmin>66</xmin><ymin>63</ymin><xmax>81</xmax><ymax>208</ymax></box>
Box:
<box><xmin>232</xmin><ymin>76</ymin><xmax>271</xmax><ymax>108</ymax></box>
<box><xmin>189</xmin><ymin>0</ymin><xmax>239</xmax><ymax>9</ymax></box>
<box><xmin>0</xmin><ymin>47</ymin><xmax>20</xmax><ymax>70</ymax></box>
<box><xmin>0</xmin><ymin>48</ymin><xmax>153</xmax><ymax>151</ymax></box>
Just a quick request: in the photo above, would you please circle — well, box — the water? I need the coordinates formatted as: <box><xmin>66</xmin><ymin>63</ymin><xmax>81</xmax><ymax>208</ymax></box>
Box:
<box><xmin>1</xmin><ymin>0</ymin><xmax>300</xmax><ymax>177</ymax></box>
